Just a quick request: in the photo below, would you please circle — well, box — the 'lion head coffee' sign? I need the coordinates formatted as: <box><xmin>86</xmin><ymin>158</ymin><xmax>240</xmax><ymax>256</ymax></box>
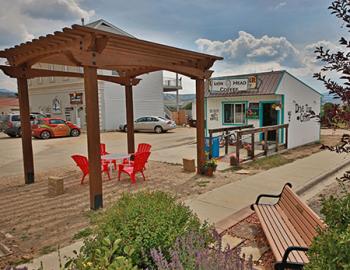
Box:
<box><xmin>210</xmin><ymin>76</ymin><xmax>257</xmax><ymax>93</ymax></box>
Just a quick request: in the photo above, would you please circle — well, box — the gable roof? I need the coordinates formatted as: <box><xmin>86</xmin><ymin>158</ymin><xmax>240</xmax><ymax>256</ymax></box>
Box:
<box><xmin>86</xmin><ymin>19</ymin><xmax>135</xmax><ymax>38</ymax></box>
<box><xmin>207</xmin><ymin>70</ymin><xmax>284</xmax><ymax>97</ymax></box>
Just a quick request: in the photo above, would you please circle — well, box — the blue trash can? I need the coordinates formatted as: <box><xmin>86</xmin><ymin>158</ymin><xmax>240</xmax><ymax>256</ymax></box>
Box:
<box><xmin>205</xmin><ymin>136</ymin><xmax>220</xmax><ymax>158</ymax></box>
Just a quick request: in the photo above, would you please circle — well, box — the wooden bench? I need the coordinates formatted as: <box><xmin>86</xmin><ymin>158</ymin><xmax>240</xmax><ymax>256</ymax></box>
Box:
<box><xmin>251</xmin><ymin>183</ymin><xmax>325</xmax><ymax>270</ymax></box>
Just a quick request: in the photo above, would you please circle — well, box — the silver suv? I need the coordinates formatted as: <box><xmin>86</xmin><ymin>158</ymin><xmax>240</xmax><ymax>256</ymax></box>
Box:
<box><xmin>1</xmin><ymin>113</ymin><xmax>46</xmax><ymax>137</ymax></box>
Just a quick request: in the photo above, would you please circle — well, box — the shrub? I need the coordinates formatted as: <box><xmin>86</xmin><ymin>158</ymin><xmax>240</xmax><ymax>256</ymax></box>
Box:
<box><xmin>79</xmin><ymin>191</ymin><xmax>210</xmax><ymax>269</ymax></box>
<box><xmin>151</xmin><ymin>230</ymin><xmax>253</xmax><ymax>270</ymax></box>
<box><xmin>307</xmin><ymin>184</ymin><xmax>350</xmax><ymax>269</ymax></box>
<box><xmin>65</xmin><ymin>235</ymin><xmax>137</xmax><ymax>270</ymax></box>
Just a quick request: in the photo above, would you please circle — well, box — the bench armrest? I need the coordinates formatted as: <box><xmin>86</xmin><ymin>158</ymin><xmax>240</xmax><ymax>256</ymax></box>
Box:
<box><xmin>250</xmin><ymin>183</ymin><xmax>292</xmax><ymax>210</ymax></box>
<box><xmin>282</xmin><ymin>246</ymin><xmax>309</xmax><ymax>263</ymax></box>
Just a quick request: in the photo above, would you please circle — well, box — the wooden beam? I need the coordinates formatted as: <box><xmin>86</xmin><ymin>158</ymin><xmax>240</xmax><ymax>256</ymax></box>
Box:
<box><xmin>196</xmin><ymin>79</ymin><xmax>205</xmax><ymax>173</ymax></box>
<box><xmin>83</xmin><ymin>66</ymin><xmax>103</xmax><ymax>210</ymax></box>
<box><xmin>125</xmin><ymin>84</ymin><xmax>135</xmax><ymax>154</ymax></box>
<box><xmin>0</xmin><ymin>65</ymin><xmax>141</xmax><ymax>86</ymax></box>
<box><xmin>17</xmin><ymin>77</ymin><xmax>34</xmax><ymax>184</ymax></box>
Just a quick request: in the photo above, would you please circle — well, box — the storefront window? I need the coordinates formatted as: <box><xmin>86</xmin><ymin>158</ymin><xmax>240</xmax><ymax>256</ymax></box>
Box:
<box><xmin>223</xmin><ymin>103</ymin><xmax>246</xmax><ymax>124</ymax></box>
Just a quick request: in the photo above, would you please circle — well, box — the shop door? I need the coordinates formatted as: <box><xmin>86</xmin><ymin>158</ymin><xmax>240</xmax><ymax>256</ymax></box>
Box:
<box><xmin>262</xmin><ymin>103</ymin><xmax>278</xmax><ymax>141</ymax></box>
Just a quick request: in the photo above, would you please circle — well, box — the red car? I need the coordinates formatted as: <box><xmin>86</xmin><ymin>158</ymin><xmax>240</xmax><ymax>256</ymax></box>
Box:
<box><xmin>32</xmin><ymin>118</ymin><xmax>81</xmax><ymax>139</ymax></box>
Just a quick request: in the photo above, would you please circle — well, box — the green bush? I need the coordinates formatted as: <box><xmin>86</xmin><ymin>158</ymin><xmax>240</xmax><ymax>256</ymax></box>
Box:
<box><xmin>65</xmin><ymin>236</ymin><xmax>137</xmax><ymax>270</ymax></box>
<box><xmin>307</xmin><ymin>185</ymin><xmax>350</xmax><ymax>269</ymax></box>
<box><xmin>79</xmin><ymin>191</ymin><xmax>210</xmax><ymax>269</ymax></box>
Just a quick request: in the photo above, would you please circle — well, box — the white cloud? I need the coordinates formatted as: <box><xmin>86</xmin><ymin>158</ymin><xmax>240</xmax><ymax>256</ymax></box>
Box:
<box><xmin>0</xmin><ymin>0</ymin><xmax>95</xmax><ymax>91</ymax></box>
<box><xmin>21</xmin><ymin>0</ymin><xmax>95</xmax><ymax>21</ymax></box>
<box><xmin>195</xmin><ymin>31</ymin><xmax>342</xmax><ymax>80</ymax></box>
<box><xmin>273</xmin><ymin>1</ymin><xmax>287</xmax><ymax>10</ymax></box>
<box><xmin>196</xmin><ymin>31</ymin><xmax>301</xmax><ymax>67</ymax></box>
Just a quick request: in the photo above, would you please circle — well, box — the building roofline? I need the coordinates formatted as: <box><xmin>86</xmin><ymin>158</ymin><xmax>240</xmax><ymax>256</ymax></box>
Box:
<box><xmin>279</xmin><ymin>71</ymin><xmax>322</xmax><ymax>96</ymax></box>
<box><xmin>211</xmin><ymin>70</ymin><xmax>286</xmax><ymax>80</ymax></box>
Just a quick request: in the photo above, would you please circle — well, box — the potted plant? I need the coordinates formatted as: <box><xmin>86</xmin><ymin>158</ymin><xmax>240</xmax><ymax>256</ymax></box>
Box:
<box><xmin>243</xmin><ymin>143</ymin><xmax>253</xmax><ymax>157</ymax></box>
<box><xmin>202</xmin><ymin>159</ymin><xmax>217</xmax><ymax>176</ymax></box>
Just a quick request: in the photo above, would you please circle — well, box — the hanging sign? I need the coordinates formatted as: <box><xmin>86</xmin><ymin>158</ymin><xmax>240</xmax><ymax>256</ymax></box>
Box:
<box><xmin>70</xmin><ymin>93</ymin><xmax>83</xmax><ymax>105</ymax></box>
<box><xmin>210</xmin><ymin>76</ymin><xmax>257</xmax><ymax>93</ymax></box>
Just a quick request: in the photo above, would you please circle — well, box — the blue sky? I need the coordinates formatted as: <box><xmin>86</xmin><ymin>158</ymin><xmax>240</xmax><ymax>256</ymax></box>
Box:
<box><xmin>0</xmin><ymin>0</ymin><xmax>346</xmax><ymax>93</ymax></box>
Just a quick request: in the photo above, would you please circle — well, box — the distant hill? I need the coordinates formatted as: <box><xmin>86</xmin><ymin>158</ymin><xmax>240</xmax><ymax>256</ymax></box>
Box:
<box><xmin>164</xmin><ymin>93</ymin><xmax>195</xmax><ymax>102</ymax></box>
<box><xmin>163</xmin><ymin>93</ymin><xmax>195</xmax><ymax>109</ymax></box>
<box><xmin>322</xmin><ymin>92</ymin><xmax>342</xmax><ymax>105</ymax></box>
<box><xmin>0</xmin><ymin>89</ymin><xmax>17</xmax><ymax>97</ymax></box>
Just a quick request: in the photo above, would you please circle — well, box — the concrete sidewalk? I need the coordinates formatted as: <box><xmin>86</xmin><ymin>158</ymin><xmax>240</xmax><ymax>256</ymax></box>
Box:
<box><xmin>185</xmin><ymin>150</ymin><xmax>350</xmax><ymax>224</ymax></box>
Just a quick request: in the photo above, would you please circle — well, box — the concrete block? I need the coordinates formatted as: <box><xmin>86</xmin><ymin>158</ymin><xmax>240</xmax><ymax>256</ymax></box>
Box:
<box><xmin>183</xmin><ymin>158</ymin><xmax>196</xmax><ymax>172</ymax></box>
<box><xmin>48</xmin><ymin>176</ymin><xmax>64</xmax><ymax>196</ymax></box>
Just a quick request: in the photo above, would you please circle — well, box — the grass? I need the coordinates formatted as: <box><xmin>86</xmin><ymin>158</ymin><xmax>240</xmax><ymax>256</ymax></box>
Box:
<box><xmin>39</xmin><ymin>245</ymin><xmax>56</xmax><ymax>255</ymax></box>
<box><xmin>73</xmin><ymin>227</ymin><xmax>93</xmax><ymax>240</ymax></box>
<box><xmin>244</xmin><ymin>154</ymin><xmax>290</xmax><ymax>170</ymax></box>
<box><xmin>196</xmin><ymin>180</ymin><xmax>210</xmax><ymax>187</ymax></box>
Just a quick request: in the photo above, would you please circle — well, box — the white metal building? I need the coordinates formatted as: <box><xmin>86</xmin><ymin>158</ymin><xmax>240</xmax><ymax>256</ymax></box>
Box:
<box><xmin>28</xmin><ymin>20</ymin><xmax>164</xmax><ymax>131</ymax></box>
<box><xmin>194</xmin><ymin>70</ymin><xmax>321</xmax><ymax>148</ymax></box>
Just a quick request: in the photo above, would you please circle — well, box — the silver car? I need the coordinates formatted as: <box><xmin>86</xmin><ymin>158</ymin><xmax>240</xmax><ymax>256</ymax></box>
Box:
<box><xmin>119</xmin><ymin>116</ymin><xmax>176</xmax><ymax>133</ymax></box>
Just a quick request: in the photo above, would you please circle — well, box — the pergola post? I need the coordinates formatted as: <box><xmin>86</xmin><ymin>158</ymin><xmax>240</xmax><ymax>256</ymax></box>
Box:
<box><xmin>125</xmin><ymin>84</ymin><xmax>135</xmax><ymax>154</ymax></box>
<box><xmin>83</xmin><ymin>66</ymin><xmax>103</xmax><ymax>210</ymax></box>
<box><xmin>196</xmin><ymin>79</ymin><xmax>205</xmax><ymax>173</ymax></box>
<box><xmin>17</xmin><ymin>76</ymin><xmax>34</xmax><ymax>184</ymax></box>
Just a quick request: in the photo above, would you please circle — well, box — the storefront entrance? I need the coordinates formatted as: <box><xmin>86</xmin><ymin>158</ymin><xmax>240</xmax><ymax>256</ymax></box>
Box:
<box><xmin>261</xmin><ymin>102</ymin><xmax>279</xmax><ymax>141</ymax></box>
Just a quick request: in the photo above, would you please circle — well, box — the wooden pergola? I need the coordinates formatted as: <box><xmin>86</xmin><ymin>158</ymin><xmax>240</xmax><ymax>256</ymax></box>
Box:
<box><xmin>0</xmin><ymin>24</ymin><xmax>222</xmax><ymax>209</ymax></box>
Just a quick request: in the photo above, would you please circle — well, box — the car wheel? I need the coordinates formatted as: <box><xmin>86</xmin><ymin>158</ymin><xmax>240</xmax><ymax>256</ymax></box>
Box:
<box><xmin>154</xmin><ymin>126</ymin><xmax>163</xmax><ymax>134</ymax></box>
<box><xmin>7</xmin><ymin>134</ymin><xmax>16</xmax><ymax>138</ymax></box>
<box><xmin>123</xmin><ymin>125</ymin><xmax>128</xmax><ymax>132</ymax></box>
<box><xmin>17</xmin><ymin>128</ymin><xmax>21</xmax><ymax>137</ymax></box>
<box><xmin>70</xmin><ymin>128</ymin><xmax>80</xmax><ymax>137</ymax></box>
<box><xmin>40</xmin><ymin>130</ymin><xmax>51</xmax><ymax>139</ymax></box>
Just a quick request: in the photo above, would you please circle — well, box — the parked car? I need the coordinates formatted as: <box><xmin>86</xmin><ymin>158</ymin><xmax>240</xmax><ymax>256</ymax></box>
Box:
<box><xmin>1</xmin><ymin>113</ymin><xmax>46</xmax><ymax>138</ymax></box>
<box><xmin>32</xmin><ymin>118</ymin><xmax>81</xmax><ymax>139</ymax></box>
<box><xmin>119</xmin><ymin>116</ymin><xmax>176</xmax><ymax>133</ymax></box>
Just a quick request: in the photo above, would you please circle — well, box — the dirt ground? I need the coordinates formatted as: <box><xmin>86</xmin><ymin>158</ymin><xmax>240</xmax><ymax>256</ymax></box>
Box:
<box><xmin>0</xmin><ymin>161</ymin><xmax>246</xmax><ymax>267</ymax></box>
<box><xmin>0</xmin><ymin>132</ymin><xmax>346</xmax><ymax>267</ymax></box>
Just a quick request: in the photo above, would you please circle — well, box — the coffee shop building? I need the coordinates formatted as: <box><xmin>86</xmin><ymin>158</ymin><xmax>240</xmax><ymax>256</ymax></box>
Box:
<box><xmin>198</xmin><ymin>70</ymin><xmax>322</xmax><ymax>148</ymax></box>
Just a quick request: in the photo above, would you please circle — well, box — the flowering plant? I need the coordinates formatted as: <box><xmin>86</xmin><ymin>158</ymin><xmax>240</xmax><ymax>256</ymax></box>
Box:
<box><xmin>203</xmin><ymin>159</ymin><xmax>218</xmax><ymax>170</ymax></box>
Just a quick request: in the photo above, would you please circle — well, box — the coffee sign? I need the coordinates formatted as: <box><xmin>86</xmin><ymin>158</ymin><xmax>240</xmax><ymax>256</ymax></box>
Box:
<box><xmin>210</xmin><ymin>76</ymin><xmax>257</xmax><ymax>93</ymax></box>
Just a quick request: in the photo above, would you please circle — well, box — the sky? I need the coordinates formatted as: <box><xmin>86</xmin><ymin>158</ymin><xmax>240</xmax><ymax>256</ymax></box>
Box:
<box><xmin>0</xmin><ymin>0</ymin><xmax>347</xmax><ymax>94</ymax></box>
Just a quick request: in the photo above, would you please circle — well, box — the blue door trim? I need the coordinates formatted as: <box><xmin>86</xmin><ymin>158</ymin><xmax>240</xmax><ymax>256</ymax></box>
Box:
<box><xmin>259</xmin><ymin>100</ymin><xmax>282</xmax><ymax>142</ymax></box>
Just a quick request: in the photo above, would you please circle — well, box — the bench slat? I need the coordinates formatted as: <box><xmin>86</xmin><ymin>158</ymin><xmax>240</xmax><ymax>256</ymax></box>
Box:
<box><xmin>284</xmin><ymin>186</ymin><xmax>325</xmax><ymax>229</ymax></box>
<box><xmin>254</xmin><ymin>205</ymin><xmax>284</xmax><ymax>261</ymax></box>
<box><xmin>279</xmin><ymin>195</ymin><xmax>318</xmax><ymax>245</ymax></box>
<box><xmin>261</xmin><ymin>205</ymin><xmax>300</xmax><ymax>263</ymax></box>
<box><xmin>278</xmin><ymin>196</ymin><xmax>315</xmax><ymax>245</ymax></box>
<box><xmin>275</xmin><ymin>205</ymin><xmax>310</xmax><ymax>263</ymax></box>
<box><xmin>260</xmin><ymin>205</ymin><xmax>308</xmax><ymax>263</ymax></box>
<box><xmin>263</xmin><ymin>205</ymin><xmax>308</xmax><ymax>263</ymax></box>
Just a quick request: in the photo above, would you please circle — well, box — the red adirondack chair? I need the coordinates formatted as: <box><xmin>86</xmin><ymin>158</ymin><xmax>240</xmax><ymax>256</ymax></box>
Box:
<box><xmin>100</xmin><ymin>143</ymin><xmax>117</xmax><ymax>170</ymax></box>
<box><xmin>123</xmin><ymin>143</ymin><xmax>152</xmax><ymax>164</ymax></box>
<box><xmin>118</xmin><ymin>152</ymin><xmax>150</xmax><ymax>183</ymax></box>
<box><xmin>71</xmin><ymin>155</ymin><xmax>111</xmax><ymax>184</ymax></box>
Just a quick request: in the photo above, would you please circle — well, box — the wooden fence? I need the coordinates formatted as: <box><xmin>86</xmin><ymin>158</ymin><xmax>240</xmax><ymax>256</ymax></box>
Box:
<box><xmin>207</xmin><ymin>125</ymin><xmax>254</xmax><ymax>158</ymax></box>
<box><xmin>235</xmin><ymin>123</ymin><xmax>289</xmax><ymax>164</ymax></box>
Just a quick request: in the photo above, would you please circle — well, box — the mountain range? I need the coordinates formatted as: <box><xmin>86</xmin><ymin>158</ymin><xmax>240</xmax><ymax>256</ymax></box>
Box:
<box><xmin>0</xmin><ymin>89</ymin><xmax>17</xmax><ymax>97</ymax></box>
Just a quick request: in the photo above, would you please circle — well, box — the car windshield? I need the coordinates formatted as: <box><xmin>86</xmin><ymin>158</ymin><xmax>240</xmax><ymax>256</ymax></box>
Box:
<box><xmin>11</xmin><ymin>115</ymin><xmax>20</xmax><ymax>121</ymax></box>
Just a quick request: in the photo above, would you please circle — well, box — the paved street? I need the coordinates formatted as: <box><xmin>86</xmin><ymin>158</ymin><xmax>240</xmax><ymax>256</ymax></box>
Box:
<box><xmin>0</xmin><ymin>128</ymin><xmax>197</xmax><ymax>179</ymax></box>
